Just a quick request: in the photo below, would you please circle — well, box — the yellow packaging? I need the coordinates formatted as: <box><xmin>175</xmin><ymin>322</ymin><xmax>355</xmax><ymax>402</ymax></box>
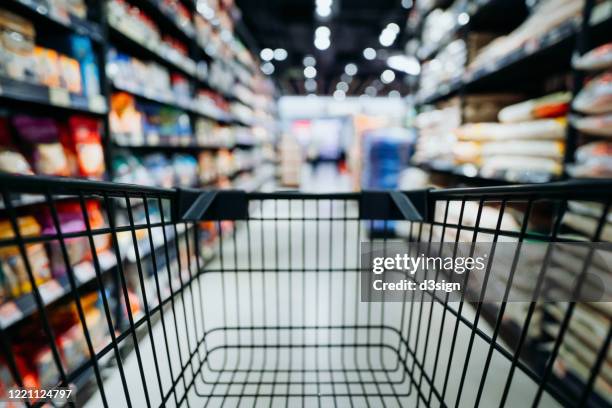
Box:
<box><xmin>0</xmin><ymin>217</ymin><xmax>51</xmax><ymax>297</ymax></box>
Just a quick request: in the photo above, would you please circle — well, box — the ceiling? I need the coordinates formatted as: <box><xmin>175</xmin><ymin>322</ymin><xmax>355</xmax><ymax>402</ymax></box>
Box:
<box><xmin>234</xmin><ymin>0</ymin><xmax>414</xmax><ymax>96</ymax></box>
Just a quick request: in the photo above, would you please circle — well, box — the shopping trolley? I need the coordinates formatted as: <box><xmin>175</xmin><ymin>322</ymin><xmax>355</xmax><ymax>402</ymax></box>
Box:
<box><xmin>0</xmin><ymin>173</ymin><xmax>610</xmax><ymax>407</ymax></box>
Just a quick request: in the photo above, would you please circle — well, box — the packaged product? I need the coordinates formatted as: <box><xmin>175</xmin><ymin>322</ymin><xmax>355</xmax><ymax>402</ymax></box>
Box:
<box><xmin>143</xmin><ymin>154</ymin><xmax>174</xmax><ymax>187</ymax></box>
<box><xmin>110</xmin><ymin>93</ymin><xmax>144</xmax><ymax>145</ymax></box>
<box><xmin>39</xmin><ymin>202</ymin><xmax>89</xmax><ymax>278</ymax></box>
<box><xmin>456</xmin><ymin>118</ymin><xmax>567</xmax><ymax>141</ymax></box>
<box><xmin>67</xmin><ymin>35</ymin><xmax>101</xmax><ymax>96</ymax></box>
<box><xmin>0</xmin><ymin>117</ymin><xmax>33</xmax><ymax>175</ymax></box>
<box><xmin>64</xmin><ymin>116</ymin><xmax>105</xmax><ymax>178</ymax></box>
<box><xmin>172</xmin><ymin>154</ymin><xmax>198</xmax><ymax>186</ymax></box>
<box><xmin>33</xmin><ymin>47</ymin><xmax>61</xmax><ymax>88</ymax></box>
<box><xmin>0</xmin><ymin>9</ymin><xmax>36</xmax><ymax>81</ymax></box>
<box><xmin>573</xmin><ymin>42</ymin><xmax>612</xmax><ymax>71</ymax></box>
<box><xmin>59</xmin><ymin>55</ymin><xmax>82</xmax><ymax>94</ymax></box>
<box><xmin>66</xmin><ymin>0</ymin><xmax>88</xmax><ymax>19</ymax></box>
<box><xmin>568</xmin><ymin>142</ymin><xmax>612</xmax><ymax>178</ymax></box>
<box><xmin>0</xmin><ymin>216</ymin><xmax>51</xmax><ymax>297</ymax></box>
<box><xmin>571</xmin><ymin>113</ymin><xmax>612</xmax><ymax>137</ymax></box>
<box><xmin>12</xmin><ymin>115</ymin><xmax>70</xmax><ymax>176</ymax></box>
<box><xmin>573</xmin><ymin>71</ymin><xmax>612</xmax><ymax>114</ymax></box>
<box><xmin>498</xmin><ymin>92</ymin><xmax>571</xmax><ymax>123</ymax></box>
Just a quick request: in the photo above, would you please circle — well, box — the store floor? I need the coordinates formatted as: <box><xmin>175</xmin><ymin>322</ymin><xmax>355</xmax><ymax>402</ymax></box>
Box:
<box><xmin>85</xmin><ymin>166</ymin><xmax>559</xmax><ymax>407</ymax></box>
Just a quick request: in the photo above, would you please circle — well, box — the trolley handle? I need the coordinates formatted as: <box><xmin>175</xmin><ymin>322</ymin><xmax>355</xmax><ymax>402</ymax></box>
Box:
<box><xmin>177</xmin><ymin>188</ymin><xmax>429</xmax><ymax>222</ymax></box>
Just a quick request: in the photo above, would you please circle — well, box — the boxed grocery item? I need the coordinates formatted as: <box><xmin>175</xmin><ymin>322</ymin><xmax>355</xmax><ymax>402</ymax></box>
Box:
<box><xmin>0</xmin><ymin>8</ymin><xmax>36</xmax><ymax>81</ymax></box>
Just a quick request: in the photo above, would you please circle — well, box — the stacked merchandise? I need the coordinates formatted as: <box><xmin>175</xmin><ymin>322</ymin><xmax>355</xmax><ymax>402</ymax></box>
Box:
<box><xmin>0</xmin><ymin>293</ymin><xmax>110</xmax><ymax>393</ymax></box>
<box><xmin>112</xmin><ymin>150</ymin><xmax>198</xmax><ymax>188</ymax></box>
<box><xmin>0</xmin><ymin>9</ymin><xmax>102</xmax><ymax>98</ymax></box>
<box><xmin>412</xmin><ymin>105</ymin><xmax>460</xmax><ymax>169</ymax></box>
<box><xmin>106</xmin><ymin>0</ymin><xmax>196</xmax><ymax>76</ymax></box>
<box><xmin>109</xmin><ymin>92</ymin><xmax>193</xmax><ymax>146</ymax></box>
<box><xmin>0</xmin><ymin>114</ymin><xmax>105</xmax><ymax>179</ymax></box>
<box><xmin>455</xmin><ymin>92</ymin><xmax>570</xmax><ymax>181</ymax></box>
<box><xmin>468</xmin><ymin>0</ymin><xmax>584</xmax><ymax>72</ymax></box>
<box><xmin>419</xmin><ymin>33</ymin><xmax>496</xmax><ymax>100</ymax></box>
<box><xmin>413</xmin><ymin>95</ymin><xmax>522</xmax><ymax>171</ymax></box>
<box><xmin>569</xmin><ymin>42</ymin><xmax>612</xmax><ymax>178</ymax></box>
<box><xmin>107</xmin><ymin>48</ymin><xmax>192</xmax><ymax>107</ymax></box>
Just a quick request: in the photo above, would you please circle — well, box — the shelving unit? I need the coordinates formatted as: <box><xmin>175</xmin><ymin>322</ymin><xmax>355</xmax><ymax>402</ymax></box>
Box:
<box><xmin>412</xmin><ymin>0</ymin><xmax>611</xmax><ymax>186</ymax></box>
<box><xmin>410</xmin><ymin>1</ymin><xmax>611</xmax><ymax>406</ymax></box>
<box><xmin>0</xmin><ymin>0</ymin><xmax>278</xmax><ymax>401</ymax></box>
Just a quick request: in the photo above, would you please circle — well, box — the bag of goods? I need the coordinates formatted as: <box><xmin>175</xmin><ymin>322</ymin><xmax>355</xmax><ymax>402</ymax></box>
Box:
<box><xmin>573</xmin><ymin>42</ymin><xmax>612</xmax><ymax>71</ymax></box>
<box><xmin>498</xmin><ymin>92</ymin><xmax>571</xmax><ymax>123</ymax></box>
<box><xmin>0</xmin><ymin>9</ymin><xmax>36</xmax><ymax>81</ymax></box>
<box><xmin>571</xmin><ymin>113</ymin><xmax>612</xmax><ymax>137</ymax></box>
<box><xmin>0</xmin><ymin>116</ymin><xmax>32</xmax><ymax>175</ymax></box>
<box><xmin>62</xmin><ymin>116</ymin><xmax>106</xmax><ymax>179</ymax></box>
<box><xmin>456</xmin><ymin>119</ymin><xmax>566</xmax><ymax>141</ymax></box>
<box><xmin>40</xmin><ymin>202</ymin><xmax>91</xmax><ymax>278</ymax></box>
<box><xmin>573</xmin><ymin>71</ymin><xmax>612</xmax><ymax>115</ymax></box>
<box><xmin>568</xmin><ymin>142</ymin><xmax>612</xmax><ymax>178</ymax></box>
<box><xmin>0</xmin><ymin>216</ymin><xmax>51</xmax><ymax>297</ymax></box>
<box><xmin>12</xmin><ymin>115</ymin><xmax>70</xmax><ymax>176</ymax></box>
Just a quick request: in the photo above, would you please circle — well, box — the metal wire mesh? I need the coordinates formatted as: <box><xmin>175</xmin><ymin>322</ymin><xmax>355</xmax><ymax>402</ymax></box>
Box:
<box><xmin>0</xmin><ymin>175</ymin><xmax>610</xmax><ymax>407</ymax></box>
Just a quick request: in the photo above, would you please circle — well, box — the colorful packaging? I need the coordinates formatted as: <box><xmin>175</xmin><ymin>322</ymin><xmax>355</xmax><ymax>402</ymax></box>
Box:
<box><xmin>39</xmin><ymin>202</ymin><xmax>89</xmax><ymax>278</ymax></box>
<box><xmin>573</xmin><ymin>42</ymin><xmax>612</xmax><ymax>71</ymax></box>
<box><xmin>67</xmin><ymin>35</ymin><xmax>101</xmax><ymax>96</ymax></box>
<box><xmin>65</xmin><ymin>116</ymin><xmax>105</xmax><ymax>178</ymax></box>
<box><xmin>0</xmin><ymin>9</ymin><xmax>36</xmax><ymax>81</ymax></box>
<box><xmin>0</xmin><ymin>216</ymin><xmax>51</xmax><ymax>297</ymax></box>
<box><xmin>33</xmin><ymin>46</ymin><xmax>61</xmax><ymax>88</ymax></box>
<box><xmin>59</xmin><ymin>55</ymin><xmax>82</xmax><ymax>94</ymax></box>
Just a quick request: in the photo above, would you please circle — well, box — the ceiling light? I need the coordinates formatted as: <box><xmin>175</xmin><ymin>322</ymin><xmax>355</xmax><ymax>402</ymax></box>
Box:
<box><xmin>401</xmin><ymin>0</ymin><xmax>413</xmax><ymax>9</ymax></box>
<box><xmin>303</xmin><ymin>55</ymin><xmax>316</xmax><ymax>66</ymax></box>
<box><xmin>344</xmin><ymin>63</ymin><xmax>358</xmax><ymax>76</ymax></box>
<box><xmin>386</xmin><ymin>23</ymin><xmax>400</xmax><ymax>34</ymax></box>
<box><xmin>363</xmin><ymin>48</ymin><xmax>376</xmax><ymax>60</ymax></box>
<box><xmin>387</xmin><ymin>54</ymin><xmax>421</xmax><ymax>75</ymax></box>
<box><xmin>274</xmin><ymin>48</ymin><xmax>288</xmax><ymax>61</ymax></box>
<box><xmin>315</xmin><ymin>26</ymin><xmax>330</xmax><ymax>38</ymax></box>
<box><xmin>379</xmin><ymin>30</ymin><xmax>396</xmax><ymax>47</ymax></box>
<box><xmin>305</xmin><ymin>79</ymin><xmax>317</xmax><ymax>92</ymax></box>
<box><xmin>314</xmin><ymin>36</ymin><xmax>330</xmax><ymax>50</ymax></box>
<box><xmin>260</xmin><ymin>48</ymin><xmax>274</xmax><ymax>61</ymax></box>
<box><xmin>304</xmin><ymin>66</ymin><xmax>317</xmax><ymax>78</ymax></box>
<box><xmin>316</xmin><ymin>5</ymin><xmax>331</xmax><ymax>17</ymax></box>
<box><xmin>316</xmin><ymin>0</ymin><xmax>332</xmax><ymax>17</ymax></box>
<box><xmin>261</xmin><ymin>62</ymin><xmax>275</xmax><ymax>75</ymax></box>
<box><xmin>333</xmin><ymin>89</ymin><xmax>346</xmax><ymax>100</ymax></box>
<box><xmin>389</xmin><ymin>90</ymin><xmax>401</xmax><ymax>98</ymax></box>
<box><xmin>336</xmin><ymin>81</ymin><xmax>349</xmax><ymax>92</ymax></box>
<box><xmin>381</xmin><ymin>69</ymin><xmax>395</xmax><ymax>84</ymax></box>
<box><xmin>457</xmin><ymin>12</ymin><xmax>470</xmax><ymax>26</ymax></box>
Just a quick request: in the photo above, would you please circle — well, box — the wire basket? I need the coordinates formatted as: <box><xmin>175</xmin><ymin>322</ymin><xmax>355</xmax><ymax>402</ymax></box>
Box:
<box><xmin>0</xmin><ymin>174</ymin><xmax>610</xmax><ymax>407</ymax></box>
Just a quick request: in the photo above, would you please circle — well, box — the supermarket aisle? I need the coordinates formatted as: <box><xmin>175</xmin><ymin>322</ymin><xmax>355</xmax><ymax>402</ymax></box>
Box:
<box><xmin>300</xmin><ymin>162</ymin><xmax>352</xmax><ymax>193</ymax></box>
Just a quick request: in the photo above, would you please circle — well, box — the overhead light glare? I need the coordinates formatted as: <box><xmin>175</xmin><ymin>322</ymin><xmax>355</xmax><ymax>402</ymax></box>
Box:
<box><xmin>344</xmin><ymin>63</ymin><xmax>358</xmax><ymax>76</ymax></box>
<box><xmin>304</xmin><ymin>66</ymin><xmax>317</xmax><ymax>78</ymax></box>
<box><xmin>363</xmin><ymin>47</ymin><xmax>377</xmax><ymax>60</ymax></box>
<box><xmin>273</xmin><ymin>48</ymin><xmax>288</xmax><ymax>61</ymax></box>
<box><xmin>381</xmin><ymin>69</ymin><xmax>395</xmax><ymax>84</ymax></box>
<box><xmin>260</xmin><ymin>48</ymin><xmax>274</xmax><ymax>61</ymax></box>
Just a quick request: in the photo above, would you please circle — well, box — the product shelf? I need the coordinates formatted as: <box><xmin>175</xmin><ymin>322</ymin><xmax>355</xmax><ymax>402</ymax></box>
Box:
<box><xmin>0</xmin><ymin>77</ymin><xmax>107</xmax><ymax>115</ymax></box>
<box><xmin>416</xmin><ymin>2</ymin><xmax>612</xmax><ymax>106</ymax></box>
<box><xmin>111</xmin><ymin>141</ymin><xmax>237</xmax><ymax>153</ymax></box>
<box><xmin>9</xmin><ymin>0</ymin><xmax>104</xmax><ymax>42</ymax></box>
<box><xmin>0</xmin><ymin>251</ymin><xmax>117</xmax><ymax>330</ymax></box>
<box><xmin>108</xmin><ymin>25</ymin><xmax>198</xmax><ymax>80</ymax></box>
<box><xmin>110</xmin><ymin>81</ymin><xmax>236</xmax><ymax>123</ymax></box>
